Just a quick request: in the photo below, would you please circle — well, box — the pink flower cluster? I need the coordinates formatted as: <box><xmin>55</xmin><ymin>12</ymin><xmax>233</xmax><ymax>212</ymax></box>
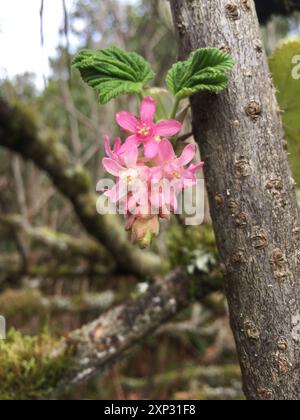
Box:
<box><xmin>102</xmin><ymin>96</ymin><xmax>204</xmax><ymax>248</ymax></box>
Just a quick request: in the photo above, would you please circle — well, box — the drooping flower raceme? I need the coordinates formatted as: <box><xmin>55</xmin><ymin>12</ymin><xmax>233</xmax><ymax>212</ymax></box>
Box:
<box><xmin>101</xmin><ymin>96</ymin><xmax>204</xmax><ymax>248</ymax></box>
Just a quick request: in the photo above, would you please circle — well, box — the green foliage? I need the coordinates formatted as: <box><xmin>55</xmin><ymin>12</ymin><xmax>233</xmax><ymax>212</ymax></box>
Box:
<box><xmin>0</xmin><ymin>330</ymin><xmax>73</xmax><ymax>400</ymax></box>
<box><xmin>72</xmin><ymin>45</ymin><xmax>155</xmax><ymax>104</ymax></box>
<box><xmin>166</xmin><ymin>48</ymin><xmax>234</xmax><ymax>99</ymax></box>
<box><xmin>167</xmin><ymin>224</ymin><xmax>217</xmax><ymax>274</ymax></box>
<box><xmin>269</xmin><ymin>38</ymin><xmax>300</xmax><ymax>183</ymax></box>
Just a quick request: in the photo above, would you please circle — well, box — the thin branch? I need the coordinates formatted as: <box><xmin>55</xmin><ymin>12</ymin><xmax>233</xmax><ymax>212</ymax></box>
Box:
<box><xmin>11</xmin><ymin>156</ymin><xmax>28</xmax><ymax>219</ymax></box>
<box><xmin>39</xmin><ymin>0</ymin><xmax>45</xmax><ymax>47</ymax></box>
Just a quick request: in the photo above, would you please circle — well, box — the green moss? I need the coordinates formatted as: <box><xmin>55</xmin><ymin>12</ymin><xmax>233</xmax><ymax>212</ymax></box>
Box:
<box><xmin>167</xmin><ymin>224</ymin><xmax>217</xmax><ymax>273</ymax></box>
<box><xmin>167</xmin><ymin>224</ymin><xmax>222</xmax><ymax>298</ymax></box>
<box><xmin>0</xmin><ymin>329</ymin><xmax>73</xmax><ymax>400</ymax></box>
<box><xmin>66</xmin><ymin>165</ymin><xmax>92</xmax><ymax>195</ymax></box>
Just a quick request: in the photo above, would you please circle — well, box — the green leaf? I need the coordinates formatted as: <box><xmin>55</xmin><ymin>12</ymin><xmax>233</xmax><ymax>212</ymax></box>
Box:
<box><xmin>72</xmin><ymin>45</ymin><xmax>155</xmax><ymax>104</ymax></box>
<box><xmin>269</xmin><ymin>38</ymin><xmax>300</xmax><ymax>184</ymax></box>
<box><xmin>166</xmin><ymin>48</ymin><xmax>234</xmax><ymax>99</ymax></box>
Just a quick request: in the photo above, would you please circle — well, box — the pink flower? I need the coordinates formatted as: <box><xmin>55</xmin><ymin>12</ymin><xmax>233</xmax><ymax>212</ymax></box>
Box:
<box><xmin>116</xmin><ymin>96</ymin><xmax>182</xmax><ymax>159</ymax></box>
<box><xmin>150</xmin><ymin>179</ymin><xmax>178</xmax><ymax>212</ymax></box>
<box><xmin>103</xmin><ymin>135</ymin><xmax>136</xmax><ymax>165</ymax></box>
<box><xmin>102</xmin><ymin>144</ymin><xmax>149</xmax><ymax>206</ymax></box>
<box><xmin>151</xmin><ymin>139</ymin><xmax>204</xmax><ymax>190</ymax></box>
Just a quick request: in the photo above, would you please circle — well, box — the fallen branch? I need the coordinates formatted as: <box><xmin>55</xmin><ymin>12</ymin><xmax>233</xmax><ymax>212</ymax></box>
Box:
<box><xmin>0</xmin><ymin>98</ymin><xmax>165</xmax><ymax>277</ymax></box>
<box><xmin>49</xmin><ymin>269</ymin><xmax>220</xmax><ymax>396</ymax></box>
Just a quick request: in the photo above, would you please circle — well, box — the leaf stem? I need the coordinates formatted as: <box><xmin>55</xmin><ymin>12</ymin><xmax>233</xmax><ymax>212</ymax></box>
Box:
<box><xmin>138</xmin><ymin>90</ymin><xmax>146</xmax><ymax>101</ymax></box>
<box><xmin>170</xmin><ymin>97</ymin><xmax>181</xmax><ymax>119</ymax></box>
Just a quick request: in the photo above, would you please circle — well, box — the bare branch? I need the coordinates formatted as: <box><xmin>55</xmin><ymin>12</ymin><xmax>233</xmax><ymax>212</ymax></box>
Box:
<box><xmin>0</xmin><ymin>214</ymin><xmax>111</xmax><ymax>264</ymax></box>
<box><xmin>50</xmin><ymin>269</ymin><xmax>220</xmax><ymax>395</ymax></box>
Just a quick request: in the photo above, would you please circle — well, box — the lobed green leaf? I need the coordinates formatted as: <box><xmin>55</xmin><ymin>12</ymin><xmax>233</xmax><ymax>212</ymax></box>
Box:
<box><xmin>72</xmin><ymin>45</ymin><xmax>155</xmax><ymax>104</ymax></box>
<box><xmin>166</xmin><ymin>48</ymin><xmax>234</xmax><ymax>99</ymax></box>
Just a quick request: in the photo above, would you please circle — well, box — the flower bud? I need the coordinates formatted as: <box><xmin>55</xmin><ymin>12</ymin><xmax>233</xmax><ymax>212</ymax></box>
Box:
<box><xmin>131</xmin><ymin>215</ymin><xmax>160</xmax><ymax>249</ymax></box>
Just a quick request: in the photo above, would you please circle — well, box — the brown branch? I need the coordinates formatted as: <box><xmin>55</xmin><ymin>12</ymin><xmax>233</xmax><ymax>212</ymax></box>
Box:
<box><xmin>0</xmin><ymin>214</ymin><xmax>111</xmax><ymax>264</ymax></box>
<box><xmin>0</xmin><ymin>98</ymin><xmax>165</xmax><ymax>277</ymax></box>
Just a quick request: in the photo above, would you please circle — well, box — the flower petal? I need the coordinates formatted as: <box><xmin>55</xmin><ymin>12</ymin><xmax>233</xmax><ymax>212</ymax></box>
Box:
<box><xmin>144</xmin><ymin>140</ymin><xmax>159</xmax><ymax>159</ymax></box>
<box><xmin>178</xmin><ymin>143</ymin><xmax>197</xmax><ymax>166</ymax></box>
<box><xmin>140</xmin><ymin>96</ymin><xmax>156</xmax><ymax>123</ymax></box>
<box><xmin>150</xmin><ymin>167</ymin><xmax>163</xmax><ymax>181</ymax></box>
<box><xmin>113</xmin><ymin>137</ymin><xmax>122</xmax><ymax>153</ymax></box>
<box><xmin>102</xmin><ymin>158</ymin><xmax>124</xmax><ymax>176</ymax></box>
<box><xmin>123</xmin><ymin>145</ymin><xmax>138</xmax><ymax>167</ymax></box>
<box><xmin>158</xmin><ymin>139</ymin><xmax>176</xmax><ymax>161</ymax></box>
<box><xmin>116</xmin><ymin>112</ymin><xmax>139</xmax><ymax>133</ymax></box>
<box><xmin>120</xmin><ymin>135</ymin><xmax>139</xmax><ymax>153</ymax></box>
<box><xmin>188</xmin><ymin>162</ymin><xmax>205</xmax><ymax>173</ymax></box>
<box><xmin>104</xmin><ymin>135</ymin><xmax>113</xmax><ymax>158</ymax></box>
<box><xmin>154</xmin><ymin>120</ymin><xmax>182</xmax><ymax>137</ymax></box>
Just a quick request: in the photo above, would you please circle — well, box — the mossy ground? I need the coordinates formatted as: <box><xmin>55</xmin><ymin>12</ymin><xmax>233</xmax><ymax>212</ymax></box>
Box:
<box><xmin>0</xmin><ymin>329</ymin><xmax>73</xmax><ymax>400</ymax></box>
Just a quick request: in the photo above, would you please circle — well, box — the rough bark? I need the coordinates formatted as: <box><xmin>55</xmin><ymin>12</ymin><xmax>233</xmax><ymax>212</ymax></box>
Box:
<box><xmin>0</xmin><ymin>98</ymin><xmax>164</xmax><ymax>277</ymax></box>
<box><xmin>50</xmin><ymin>269</ymin><xmax>219</xmax><ymax>396</ymax></box>
<box><xmin>170</xmin><ymin>0</ymin><xmax>300</xmax><ymax>400</ymax></box>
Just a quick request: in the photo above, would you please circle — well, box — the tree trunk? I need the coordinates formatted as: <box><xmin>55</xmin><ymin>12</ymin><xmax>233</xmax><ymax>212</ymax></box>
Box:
<box><xmin>170</xmin><ymin>0</ymin><xmax>300</xmax><ymax>400</ymax></box>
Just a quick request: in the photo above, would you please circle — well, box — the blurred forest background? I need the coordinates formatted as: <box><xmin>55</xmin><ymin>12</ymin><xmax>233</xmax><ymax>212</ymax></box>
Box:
<box><xmin>0</xmin><ymin>0</ymin><xmax>300</xmax><ymax>400</ymax></box>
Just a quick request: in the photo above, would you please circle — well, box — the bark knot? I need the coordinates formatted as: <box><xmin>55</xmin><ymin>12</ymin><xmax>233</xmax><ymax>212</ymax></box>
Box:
<box><xmin>277</xmin><ymin>337</ymin><xmax>288</xmax><ymax>352</ymax></box>
<box><xmin>234</xmin><ymin>212</ymin><xmax>247</xmax><ymax>229</ymax></box>
<box><xmin>254</xmin><ymin>39</ymin><xmax>263</xmax><ymax>53</ymax></box>
<box><xmin>292</xmin><ymin>226</ymin><xmax>300</xmax><ymax>241</ymax></box>
<box><xmin>241</xmin><ymin>0</ymin><xmax>251</xmax><ymax>11</ymax></box>
<box><xmin>220</xmin><ymin>46</ymin><xmax>231</xmax><ymax>54</ymax></box>
<box><xmin>296</xmin><ymin>251</ymin><xmax>300</xmax><ymax>266</ymax></box>
<box><xmin>176</xmin><ymin>21</ymin><xmax>186</xmax><ymax>36</ymax></box>
<box><xmin>270</xmin><ymin>248</ymin><xmax>290</xmax><ymax>282</ymax></box>
<box><xmin>257</xmin><ymin>388</ymin><xmax>274</xmax><ymax>400</ymax></box>
<box><xmin>273</xmin><ymin>351</ymin><xmax>293</xmax><ymax>375</ymax></box>
<box><xmin>231</xmin><ymin>251</ymin><xmax>245</xmax><ymax>264</ymax></box>
<box><xmin>225</xmin><ymin>3</ymin><xmax>240</xmax><ymax>20</ymax></box>
<box><xmin>234</xmin><ymin>157</ymin><xmax>251</xmax><ymax>178</ymax></box>
<box><xmin>245</xmin><ymin>101</ymin><xmax>261</xmax><ymax>120</ymax></box>
<box><xmin>244</xmin><ymin>320</ymin><xmax>260</xmax><ymax>340</ymax></box>
<box><xmin>266</xmin><ymin>178</ymin><xmax>283</xmax><ymax>192</ymax></box>
<box><xmin>215</xmin><ymin>193</ymin><xmax>225</xmax><ymax>208</ymax></box>
<box><xmin>251</xmin><ymin>228</ymin><xmax>268</xmax><ymax>250</ymax></box>
<box><xmin>228</xmin><ymin>199</ymin><xmax>240</xmax><ymax>215</ymax></box>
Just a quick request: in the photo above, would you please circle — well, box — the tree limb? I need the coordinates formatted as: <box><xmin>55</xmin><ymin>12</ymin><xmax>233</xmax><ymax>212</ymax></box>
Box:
<box><xmin>0</xmin><ymin>214</ymin><xmax>112</xmax><ymax>264</ymax></box>
<box><xmin>50</xmin><ymin>269</ymin><xmax>220</xmax><ymax>396</ymax></box>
